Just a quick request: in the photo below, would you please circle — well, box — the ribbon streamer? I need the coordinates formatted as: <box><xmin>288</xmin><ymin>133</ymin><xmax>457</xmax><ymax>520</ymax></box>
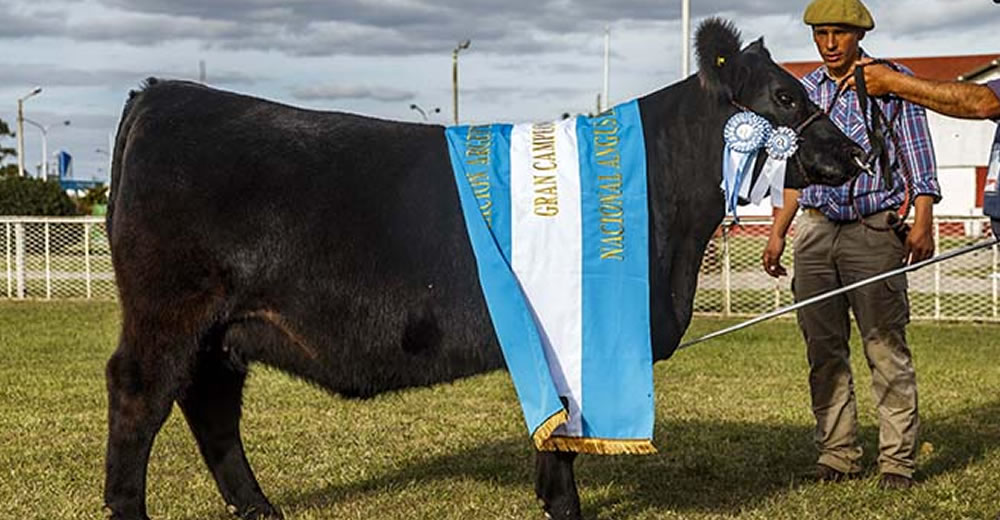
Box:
<box><xmin>752</xmin><ymin>156</ymin><xmax>786</xmax><ymax>208</ymax></box>
<box><xmin>738</xmin><ymin>156</ymin><xmax>754</xmax><ymax>201</ymax></box>
<box><xmin>721</xmin><ymin>147</ymin><xmax>758</xmax><ymax>218</ymax></box>
<box><xmin>721</xmin><ymin>112</ymin><xmax>771</xmax><ymax>220</ymax></box>
<box><xmin>751</xmin><ymin>126</ymin><xmax>799</xmax><ymax>208</ymax></box>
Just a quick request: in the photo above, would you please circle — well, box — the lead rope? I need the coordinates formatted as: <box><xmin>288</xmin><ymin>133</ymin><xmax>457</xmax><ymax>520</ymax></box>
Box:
<box><xmin>845</xmin><ymin>60</ymin><xmax>914</xmax><ymax>240</ymax></box>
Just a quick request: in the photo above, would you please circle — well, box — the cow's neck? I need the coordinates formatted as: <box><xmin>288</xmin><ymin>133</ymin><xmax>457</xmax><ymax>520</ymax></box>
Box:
<box><xmin>639</xmin><ymin>77</ymin><xmax>729</xmax><ymax>360</ymax></box>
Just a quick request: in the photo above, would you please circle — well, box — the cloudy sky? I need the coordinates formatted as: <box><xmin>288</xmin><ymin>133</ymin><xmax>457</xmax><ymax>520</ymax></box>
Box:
<box><xmin>1</xmin><ymin>0</ymin><xmax>997</xmax><ymax>182</ymax></box>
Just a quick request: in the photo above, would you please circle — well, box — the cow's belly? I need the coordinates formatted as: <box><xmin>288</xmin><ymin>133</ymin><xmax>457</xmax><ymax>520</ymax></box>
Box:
<box><xmin>168</xmin><ymin>188</ymin><xmax>505</xmax><ymax>396</ymax></box>
<box><xmin>223</xmin><ymin>253</ymin><xmax>506</xmax><ymax>397</ymax></box>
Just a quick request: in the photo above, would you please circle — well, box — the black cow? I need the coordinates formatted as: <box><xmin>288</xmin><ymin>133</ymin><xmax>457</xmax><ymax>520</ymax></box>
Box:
<box><xmin>103</xmin><ymin>19</ymin><xmax>862</xmax><ymax>520</ymax></box>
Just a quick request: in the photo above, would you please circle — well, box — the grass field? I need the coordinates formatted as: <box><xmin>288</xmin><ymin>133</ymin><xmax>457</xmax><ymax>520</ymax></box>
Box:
<box><xmin>2</xmin><ymin>301</ymin><xmax>1000</xmax><ymax>519</ymax></box>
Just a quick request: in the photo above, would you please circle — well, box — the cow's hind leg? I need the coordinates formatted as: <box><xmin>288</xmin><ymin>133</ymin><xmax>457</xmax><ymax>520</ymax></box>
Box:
<box><xmin>178</xmin><ymin>346</ymin><xmax>281</xmax><ymax>519</ymax></box>
<box><xmin>104</xmin><ymin>334</ymin><xmax>190</xmax><ymax>520</ymax></box>
<box><xmin>535</xmin><ymin>451</ymin><xmax>581</xmax><ymax>520</ymax></box>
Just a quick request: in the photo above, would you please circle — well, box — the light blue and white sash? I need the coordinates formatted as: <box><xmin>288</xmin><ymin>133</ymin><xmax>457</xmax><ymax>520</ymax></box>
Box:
<box><xmin>445</xmin><ymin>101</ymin><xmax>655</xmax><ymax>454</ymax></box>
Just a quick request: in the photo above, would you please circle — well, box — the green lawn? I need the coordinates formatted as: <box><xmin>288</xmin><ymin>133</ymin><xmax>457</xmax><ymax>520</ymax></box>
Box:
<box><xmin>2</xmin><ymin>301</ymin><xmax>1000</xmax><ymax>519</ymax></box>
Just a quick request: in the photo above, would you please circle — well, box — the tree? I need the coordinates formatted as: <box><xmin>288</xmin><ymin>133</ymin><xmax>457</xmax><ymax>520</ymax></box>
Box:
<box><xmin>0</xmin><ymin>117</ymin><xmax>17</xmax><ymax>177</ymax></box>
<box><xmin>0</xmin><ymin>176</ymin><xmax>77</xmax><ymax>216</ymax></box>
<box><xmin>74</xmin><ymin>184</ymin><xmax>109</xmax><ymax>215</ymax></box>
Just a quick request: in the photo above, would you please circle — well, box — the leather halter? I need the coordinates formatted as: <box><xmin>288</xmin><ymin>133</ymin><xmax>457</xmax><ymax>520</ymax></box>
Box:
<box><xmin>730</xmin><ymin>100</ymin><xmax>825</xmax><ymax>135</ymax></box>
<box><xmin>728</xmin><ymin>100</ymin><xmax>826</xmax><ymax>186</ymax></box>
<box><xmin>844</xmin><ymin>60</ymin><xmax>913</xmax><ymax>236</ymax></box>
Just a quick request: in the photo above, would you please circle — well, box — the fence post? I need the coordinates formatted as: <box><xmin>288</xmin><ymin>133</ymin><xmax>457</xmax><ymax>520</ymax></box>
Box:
<box><xmin>5</xmin><ymin>222</ymin><xmax>11</xmax><ymax>298</ymax></box>
<box><xmin>84</xmin><ymin>222</ymin><xmax>92</xmax><ymax>299</ymax></box>
<box><xmin>44</xmin><ymin>221</ymin><xmax>52</xmax><ymax>300</ymax></box>
<box><xmin>993</xmin><ymin>239</ymin><xmax>998</xmax><ymax>319</ymax></box>
<box><xmin>933</xmin><ymin>217</ymin><xmax>940</xmax><ymax>320</ymax></box>
<box><xmin>722</xmin><ymin>224</ymin><xmax>732</xmax><ymax>317</ymax></box>
<box><xmin>14</xmin><ymin>223</ymin><xmax>25</xmax><ymax>299</ymax></box>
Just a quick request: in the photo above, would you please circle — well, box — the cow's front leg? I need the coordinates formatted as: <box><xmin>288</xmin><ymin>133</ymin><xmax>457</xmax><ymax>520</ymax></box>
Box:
<box><xmin>178</xmin><ymin>349</ymin><xmax>281</xmax><ymax>519</ymax></box>
<box><xmin>535</xmin><ymin>450</ymin><xmax>581</xmax><ymax>520</ymax></box>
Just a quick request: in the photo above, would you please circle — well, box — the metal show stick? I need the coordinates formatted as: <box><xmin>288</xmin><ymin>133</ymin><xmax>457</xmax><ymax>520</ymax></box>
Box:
<box><xmin>679</xmin><ymin>237</ymin><xmax>1000</xmax><ymax>350</ymax></box>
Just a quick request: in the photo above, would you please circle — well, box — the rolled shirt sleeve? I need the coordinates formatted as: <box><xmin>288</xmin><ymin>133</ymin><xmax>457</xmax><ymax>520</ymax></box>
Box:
<box><xmin>894</xmin><ymin>96</ymin><xmax>941</xmax><ymax>202</ymax></box>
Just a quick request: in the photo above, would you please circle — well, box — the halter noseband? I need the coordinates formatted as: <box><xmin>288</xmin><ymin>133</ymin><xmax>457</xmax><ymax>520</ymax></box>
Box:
<box><xmin>728</xmin><ymin>99</ymin><xmax>824</xmax><ymax>185</ymax></box>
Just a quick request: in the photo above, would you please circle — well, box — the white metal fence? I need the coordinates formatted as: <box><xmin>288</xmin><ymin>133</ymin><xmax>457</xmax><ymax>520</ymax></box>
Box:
<box><xmin>2</xmin><ymin>216</ymin><xmax>116</xmax><ymax>300</ymax></box>
<box><xmin>695</xmin><ymin>215</ymin><xmax>1000</xmax><ymax>322</ymax></box>
<box><xmin>3</xmin><ymin>215</ymin><xmax>999</xmax><ymax>321</ymax></box>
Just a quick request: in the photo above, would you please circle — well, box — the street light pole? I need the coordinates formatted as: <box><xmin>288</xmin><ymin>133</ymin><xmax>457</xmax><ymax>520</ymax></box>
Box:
<box><xmin>16</xmin><ymin>87</ymin><xmax>42</xmax><ymax>177</ymax></box>
<box><xmin>409</xmin><ymin>103</ymin><xmax>441</xmax><ymax>121</ymax></box>
<box><xmin>602</xmin><ymin>26</ymin><xmax>610</xmax><ymax>112</ymax></box>
<box><xmin>23</xmin><ymin>119</ymin><xmax>69</xmax><ymax>180</ymax></box>
<box><xmin>681</xmin><ymin>0</ymin><xmax>691</xmax><ymax>78</ymax></box>
<box><xmin>22</xmin><ymin>119</ymin><xmax>47</xmax><ymax>179</ymax></box>
<box><xmin>452</xmin><ymin>39</ymin><xmax>471</xmax><ymax>125</ymax></box>
<box><xmin>410</xmin><ymin>104</ymin><xmax>428</xmax><ymax>120</ymax></box>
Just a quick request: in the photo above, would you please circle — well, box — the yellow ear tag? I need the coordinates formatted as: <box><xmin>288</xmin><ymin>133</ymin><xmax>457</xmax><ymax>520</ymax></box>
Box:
<box><xmin>716</xmin><ymin>56</ymin><xmax>726</xmax><ymax>67</ymax></box>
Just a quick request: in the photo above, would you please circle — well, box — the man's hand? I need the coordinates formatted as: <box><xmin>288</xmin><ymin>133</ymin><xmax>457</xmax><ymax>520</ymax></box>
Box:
<box><xmin>905</xmin><ymin>195</ymin><xmax>936</xmax><ymax>265</ymax></box>
<box><xmin>904</xmin><ymin>219</ymin><xmax>935</xmax><ymax>265</ymax></box>
<box><xmin>762</xmin><ymin>235</ymin><xmax>788</xmax><ymax>278</ymax></box>
<box><xmin>841</xmin><ymin>57</ymin><xmax>899</xmax><ymax>97</ymax></box>
<box><xmin>842</xmin><ymin>58</ymin><xmax>1000</xmax><ymax>119</ymax></box>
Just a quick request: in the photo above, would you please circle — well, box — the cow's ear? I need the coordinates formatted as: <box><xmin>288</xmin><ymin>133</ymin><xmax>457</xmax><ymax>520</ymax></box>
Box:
<box><xmin>727</xmin><ymin>37</ymin><xmax>774</xmax><ymax>102</ymax></box>
<box><xmin>743</xmin><ymin>37</ymin><xmax>771</xmax><ymax>60</ymax></box>
<box><xmin>696</xmin><ymin>18</ymin><xmax>743</xmax><ymax>98</ymax></box>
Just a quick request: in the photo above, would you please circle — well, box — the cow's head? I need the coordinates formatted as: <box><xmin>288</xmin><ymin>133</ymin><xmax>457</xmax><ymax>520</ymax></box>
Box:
<box><xmin>696</xmin><ymin>18</ymin><xmax>862</xmax><ymax>189</ymax></box>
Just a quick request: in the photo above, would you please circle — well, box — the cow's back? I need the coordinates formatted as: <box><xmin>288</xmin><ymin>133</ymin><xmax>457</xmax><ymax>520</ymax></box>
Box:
<box><xmin>110</xmin><ymin>79</ymin><xmax>504</xmax><ymax>397</ymax></box>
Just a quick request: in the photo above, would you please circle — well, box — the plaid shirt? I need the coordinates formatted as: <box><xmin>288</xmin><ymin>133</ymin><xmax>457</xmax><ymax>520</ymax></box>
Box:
<box><xmin>991</xmin><ymin>79</ymin><xmax>1000</xmax><ymax>179</ymax></box>
<box><xmin>799</xmin><ymin>52</ymin><xmax>940</xmax><ymax>221</ymax></box>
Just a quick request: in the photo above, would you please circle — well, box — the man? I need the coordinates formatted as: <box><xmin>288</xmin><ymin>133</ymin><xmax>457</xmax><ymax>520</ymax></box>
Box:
<box><xmin>848</xmin><ymin>59</ymin><xmax>1000</xmax><ymax>237</ymax></box>
<box><xmin>762</xmin><ymin>0</ymin><xmax>940</xmax><ymax>489</ymax></box>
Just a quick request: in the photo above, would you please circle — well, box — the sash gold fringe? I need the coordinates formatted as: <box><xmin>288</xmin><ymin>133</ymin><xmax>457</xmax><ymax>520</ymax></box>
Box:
<box><xmin>538</xmin><ymin>436</ymin><xmax>658</xmax><ymax>455</ymax></box>
<box><xmin>531</xmin><ymin>410</ymin><xmax>569</xmax><ymax>450</ymax></box>
<box><xmin>531</xmin><ymin>410</ymin><xmax>657</xmax><ymax>455</ymax></box>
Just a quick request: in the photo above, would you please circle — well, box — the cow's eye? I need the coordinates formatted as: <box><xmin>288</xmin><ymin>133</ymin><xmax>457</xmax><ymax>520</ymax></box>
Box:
<box><xmin>776</xmin><ymin>91</ymin><xmax>795</xmax><ymax>107</ymax></box>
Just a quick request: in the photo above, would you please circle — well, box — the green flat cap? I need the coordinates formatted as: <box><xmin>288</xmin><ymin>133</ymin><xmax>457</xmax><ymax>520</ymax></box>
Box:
<box><xmin>803</xmin><ymin>0</ymin><xmax>875</xmax><ymax>30</ymax></box>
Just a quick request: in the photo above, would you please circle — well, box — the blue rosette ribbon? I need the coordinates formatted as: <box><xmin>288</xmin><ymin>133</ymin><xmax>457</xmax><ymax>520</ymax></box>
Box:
<box><xmin>751</xmin><ymin>126</ymin><xmax>800</xmax><ymax>208</ymax></box>
<box><xmin>722</xmin><ymin>112</ymin><xmax>771</xmax><ymax>219</ymax></box>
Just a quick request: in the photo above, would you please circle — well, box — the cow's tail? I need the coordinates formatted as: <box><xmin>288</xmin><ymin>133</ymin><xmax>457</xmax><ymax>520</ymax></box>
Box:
<box><xmin>106</xmin><ymin>77</ymin><xmax>158</xmax><ymax>237</ymax></box>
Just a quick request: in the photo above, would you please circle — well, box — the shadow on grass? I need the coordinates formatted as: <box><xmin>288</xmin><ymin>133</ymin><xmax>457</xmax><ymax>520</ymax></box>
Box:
<box><xmin>919</xmin><ymin>399</ymin><xmax>1000</xmax><ymax>480</ymax></box>
<box><xmin>266</xmin><ymin>398</ymin><xmax>1000</xmax><ymax>518</ymax></box>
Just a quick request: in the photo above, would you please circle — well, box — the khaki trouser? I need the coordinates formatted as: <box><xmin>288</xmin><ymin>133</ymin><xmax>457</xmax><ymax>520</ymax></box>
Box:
<box><xmin>792</xmin><ymin>209</ymin><xmax>918</xmax><ymax>478</ymax></box>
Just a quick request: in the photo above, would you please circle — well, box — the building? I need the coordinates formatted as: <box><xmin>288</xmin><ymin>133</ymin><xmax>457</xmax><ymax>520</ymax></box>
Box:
<box><xmin>50</xmin><ymin>149</ymin><xmax>103</xmax><ymax>195</ymax></box>
<box><xmin>739</xmin><ymin>53</ymin><xmax>1000</xmax><ymax>218</ymax></box>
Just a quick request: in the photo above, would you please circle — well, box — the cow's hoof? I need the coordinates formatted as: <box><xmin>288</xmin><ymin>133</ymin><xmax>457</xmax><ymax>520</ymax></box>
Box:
<box><xmin>227</xmin><ymin>502</ymin><xmax>284</xmax><ymax>519</ymax></box>
<box><xmin>102</xmin><ymin>505</ymin><xmax>150</xmax><ymax>520</ymax></box>
<box><xmin>542</xmin><ymin>508</ymin><xmax>581</xmax><ymax>520</ymax></box>
<box><xmin>539</xmin><ymin>500</ymin><xmax>582</xmax><ymax>520</ymax></box>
